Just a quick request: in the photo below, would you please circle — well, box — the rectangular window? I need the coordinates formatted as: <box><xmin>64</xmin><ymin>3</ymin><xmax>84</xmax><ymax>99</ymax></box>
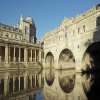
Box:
<box><xmin>65</xmin><ymin>33</ymin><xmax>67</xmax><ymax>38</ymax></box>
<box><xmin>78</xmin><ymin>28</ymin><xmax>80</xmax><ymax>34</ymax></box>
<box><xmin>25</xmin><ymin>26</ymin><xmax>29</xmax><ymax>34</ymax></box>
<box><xmin>83</xmin><ymin>25</ymin><xmax>86</xmax><ymax>32</ymax></box>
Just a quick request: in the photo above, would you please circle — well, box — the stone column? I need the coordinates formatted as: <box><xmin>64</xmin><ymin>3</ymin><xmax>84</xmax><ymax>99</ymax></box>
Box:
<box><xmin>0</xmin><ymin>56</ymin><xmax>1</xmax><ymax>62</ymax></box>
<box><xmin>30</xmin><ymin>49</ymin><xmax>32</xmax><ymax>62</ymax></box>
<box><xmin>13</xmin><ymin>46</ymin><xmax>16</xmax><ymax>62</ymax></box>
<box><xmin>13</xmin><ymin>77</ymin><xmax>15</xmax><ymax>92</ymax></box>
<box><xmin>19</xmin><ymin>48</ymin><xmax>21</xmax><ymax>62</ymax></box>
<box><xmin>5</xmin><ymin>45</ymin><xmax>8</xmax><ymax>63</ymax></box>
<box><xmin>37</xmin><ymin>50</ymin><xmax>39</xmax><ymax>62</ymax></box>
<box><xmin>4</xmin><ymin>75</ymin><xmax>8</xmax><ymax>96</ymax></box>
<box><xmin>8</xmin><ymin>46</ymin><xmax>11</xmax><ymax>62</ymax></box>
<box><xmin>35</xmin><ymin>50</ymin><xmax>36</xmax><ymax>62</ymax></box>
<box><xmin>19</xmin><ymin>76</ymin><xmax>20</xmax><ymax>91</ymax></box>
<box><xmin>24</xmin><ymin>48</ymin><xmax>27</xmax><ymax>63</ymax></box>
<box><xmin>0</xmin><ymin>46</ymin><xmax>1</xmax><ymax>62</ymax></box>
<box><xmin>39</xmin><ymin>50</ymin><xmax>42</xmax><ymax>63</ymax></box>
<box><xmin>39</xmin><ymin>74</ymin><xmax>42</xmax><ymax>88</ymax></box>
<box><xmin>24</xmin><ymin>73</ymin><xmax>27</xmax><ymax>90</ymax></box>
<box><xmin>30</xmin><ymin>76</ymin><xmax>32</xmax><ymax>88</ymax></box>
<box><xmin>35</xmin><ymin>74</ymin><xmax>37</xmax><ymax>87</ymax></box>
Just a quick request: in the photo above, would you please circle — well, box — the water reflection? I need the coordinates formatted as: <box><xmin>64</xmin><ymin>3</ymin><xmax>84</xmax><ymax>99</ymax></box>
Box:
<box><xmin>43</xmin><ymin>67</ymin><xmax>100</xmax><ymax>100</ymax></box>
<box><xmin>0</xmin><ymin>68</ymin><xmax>44</xmax><ymax>100</ymax></box>
<box><xmin>58</xmin><ymin>70</ymin><xmax>75</xmax><ymax>93</ymax></box>
<box><xmin>82</xmin><ymin>68</ymin><xmax>100</xmax><ymax>100</ymax></box>
<box><xmin>43</xmin><ymin>69</ymin><xmax>79</xmax><ymax>100</ymax></box>
<box><xmin>45</xmin><ymin>69</ymin><xmax>55</xmax><ymax>86</ymax></box>
<box><xmin>0</xmin><ymin>66</ymin><xmax>100</xmax><ymax>100</ymax></box>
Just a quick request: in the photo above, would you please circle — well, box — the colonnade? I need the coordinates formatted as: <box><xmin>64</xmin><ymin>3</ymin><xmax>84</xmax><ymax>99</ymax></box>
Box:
<box><xmin>0</xmin><ymin>73</ymin><xmax>44</xmax><ymax>96</ymax></box>
<box><xmin>0</xmin><ymin>44</ymin><xmax>44</xmax><ymax>97</ymax></box>
<box><xmin>0</xmin><ymin>44</ymin><xmax>42</xmax><ymax>63</ymax></box>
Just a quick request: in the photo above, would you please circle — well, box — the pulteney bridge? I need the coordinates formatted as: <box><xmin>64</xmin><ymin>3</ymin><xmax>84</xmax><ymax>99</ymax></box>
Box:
<box><xmin>43</xmin><ymin>4</ymin><xmax>100</xmax><ymax>72</ymax></box>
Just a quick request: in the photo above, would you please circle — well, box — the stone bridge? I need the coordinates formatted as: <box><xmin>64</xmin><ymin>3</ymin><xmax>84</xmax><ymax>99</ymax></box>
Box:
<box><xmin>43</xmin><ymin>5</ymin><xmax>100</xmax><ymax>72</ymax></box>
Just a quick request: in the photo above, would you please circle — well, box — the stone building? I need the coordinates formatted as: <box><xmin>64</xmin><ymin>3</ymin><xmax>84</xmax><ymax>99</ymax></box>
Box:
<box><xmin>0</xmin><ymin>16</ymin><xmax>43</xmax><ymax>98</ymax></box>
<box><xmin>43</xmin><ymin>4</ymin><xmax>100</xmax><ymax>71</ymax></box>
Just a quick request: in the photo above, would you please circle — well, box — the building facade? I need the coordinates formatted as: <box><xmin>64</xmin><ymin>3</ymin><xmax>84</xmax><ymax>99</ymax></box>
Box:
<box><xmin>43</xmin><ymin>4</ymin><xmax>100</xmax><ymax>71</ymax></box>
<box><xmin>0</xmin><ymin>16</ymin><xmax>43</xmax><ymax>98</ymax></box>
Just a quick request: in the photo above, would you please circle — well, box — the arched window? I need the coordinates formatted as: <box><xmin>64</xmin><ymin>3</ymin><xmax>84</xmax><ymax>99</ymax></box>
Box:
<box><xmin>96</xmin><ymin>16</ymin><xmax>100</xmax><ymax>27</ymax></box>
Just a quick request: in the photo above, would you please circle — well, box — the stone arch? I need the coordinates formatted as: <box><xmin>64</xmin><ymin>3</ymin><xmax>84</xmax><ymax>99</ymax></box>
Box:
<box><xmin>82</xmin><ymin>42</ymin><xmax>100</xmax><ymax>100</ymax></box>
<box><xmin>45</xmin><ymin>52</ymin><xmax>54</xmax><ymax>67</ymax></box>
<box><xmin>82</xmin><ymin>42</ymin><xmax>100</xmax><ymax>71</ymax></box>
<box><xmin>58</xmin><ymin>48</ymin><xmax>75</xmax><ymax>69</ymax></box>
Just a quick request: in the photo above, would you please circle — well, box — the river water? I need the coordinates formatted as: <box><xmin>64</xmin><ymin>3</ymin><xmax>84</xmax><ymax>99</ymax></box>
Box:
<box><xmin>0</xmin><ymin>67</ymin><xmax>100</xmax><ymax>100</ymax></box>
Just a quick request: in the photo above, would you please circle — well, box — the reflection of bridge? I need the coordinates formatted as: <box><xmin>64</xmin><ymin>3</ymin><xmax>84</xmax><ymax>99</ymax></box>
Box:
<box><xmin>43</xmin><ymin>4</ymin><xmax>100</xmax><ymax>71</ymax></box>
<box><xmin>43</xmin><ymin>69</ymin><xmax>87</xmax><ymax>100</ymax></box>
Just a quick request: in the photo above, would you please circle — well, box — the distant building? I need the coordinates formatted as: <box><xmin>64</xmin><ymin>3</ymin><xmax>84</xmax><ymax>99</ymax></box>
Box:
<box><xmin>0</xmin><ymin>16</ymin><xmax>43</xmax><ymax>64</ymax></box>
<box><xmin>0</xmin><ymin>16</ymin><xmax>43</xmax><ymax>97</ymax></box>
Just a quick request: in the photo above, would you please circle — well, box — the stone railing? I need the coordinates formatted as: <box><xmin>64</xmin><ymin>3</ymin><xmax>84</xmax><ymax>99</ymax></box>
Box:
<box><xmin>0</xmin><ymin>23</ymin><xmax>21</xmax><ymax>33</ymax></box>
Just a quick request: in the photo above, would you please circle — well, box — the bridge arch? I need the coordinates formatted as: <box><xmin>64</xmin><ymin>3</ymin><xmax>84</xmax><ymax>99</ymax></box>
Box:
<box><xmin>45</xmin><ymin>52</ymin><xmax>54</xmax><ymax>68</ymax></box>
<box><xmin>82</xmin><ymin>42</ymin><xmax>100</xmax><ymax>71</ymax></box>
<box><xmin>82</xmin><ymin>42</ymin><xmax>100</xmax><ymax>100</ymax></box>
<box><xmin>58</xmin><ymin>48</ymin><xmax>75</xmax><ymax>69</ymax></box>
<box><xmin>58</xmin><ymin>71</ymin><xmax>75</xmax><ymax>93</ymax></box>
<box><xmin>45</xmin><ymin>69</ymin><xmax>55</xmax><ymax>86</ymax></box>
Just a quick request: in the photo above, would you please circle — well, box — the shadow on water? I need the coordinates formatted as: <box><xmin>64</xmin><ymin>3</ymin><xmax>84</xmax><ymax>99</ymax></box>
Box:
<box><xmin>82</xmin><ymin>66</ymin><xmax>100</xmax><ymax>100</ymax></box>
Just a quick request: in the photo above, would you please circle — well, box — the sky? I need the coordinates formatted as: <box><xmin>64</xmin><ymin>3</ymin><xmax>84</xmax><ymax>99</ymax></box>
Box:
<box><xmin>0</xmin><ymin>0</ymin><xmax>100</xmax><ymax>40</ymax></box>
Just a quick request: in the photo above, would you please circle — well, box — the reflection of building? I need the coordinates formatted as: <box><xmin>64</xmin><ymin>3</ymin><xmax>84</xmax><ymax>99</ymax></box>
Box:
<box><xmin>0</xmin><ymin>70</ymin><xmax>44</xmax><ymax>99</ymax></box>
<box><xmin>43</xmin><ymin>69</ymin><xmax>87</xmax><ymax>100</ymax></box>
<box><xmin>0</xmin><ymin>16</ymin><xmax>44</xmax><ymax>98</ymax></box>
<box><xmin>43</xmin><ymin>4</ymin><xmax>100</xmax><ymax>71</ymax></box>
